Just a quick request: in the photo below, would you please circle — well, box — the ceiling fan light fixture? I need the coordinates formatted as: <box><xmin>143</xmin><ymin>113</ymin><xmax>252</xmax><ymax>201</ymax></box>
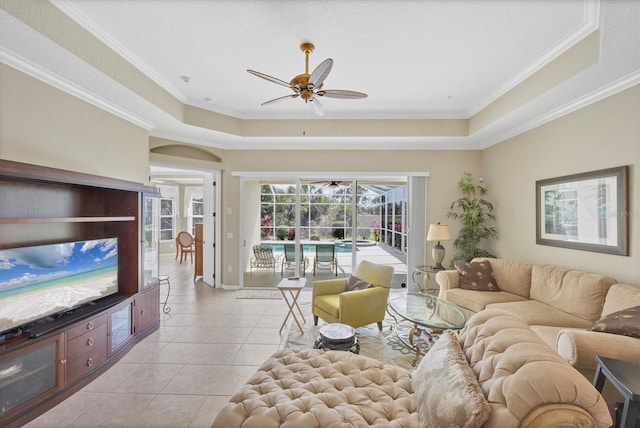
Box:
<box><xmin>247</xmin><ymin>42</ymin><xmax>367</xmax><ymax>116</ymax></box>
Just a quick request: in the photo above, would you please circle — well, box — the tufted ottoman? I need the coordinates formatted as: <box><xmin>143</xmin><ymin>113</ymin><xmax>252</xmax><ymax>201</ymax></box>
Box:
<box><xmin>211</xmin><ymin>348</ymin><xmax>418</xmax><ymax>427</ymax></box>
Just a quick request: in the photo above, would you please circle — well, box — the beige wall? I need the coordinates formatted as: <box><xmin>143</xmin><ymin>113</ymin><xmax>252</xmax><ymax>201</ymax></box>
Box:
<box><xmin>218</xmin><ymin>150</ymin><xmax>482</xmax><ymax>284</ymax></box>
<box><xmin>0</xmin><ymin>64</ymin><xmax>149</xmax><ymax>183</ymax></box>
<box><xmin>482</xmin><ymin>85</ymin><xmax>640</xmax><ymax>285</ymax></box>
<box><xmin>3</xmin><ymin>63</ymin><xmax>637</xmax><ymax>287</ymax></box>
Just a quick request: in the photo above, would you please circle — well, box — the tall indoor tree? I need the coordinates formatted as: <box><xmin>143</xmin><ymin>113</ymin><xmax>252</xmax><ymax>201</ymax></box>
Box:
<box><xmin>447</xmin><ymin>172</ymin><xmax>497</xmax><ymax>265</ymax></box>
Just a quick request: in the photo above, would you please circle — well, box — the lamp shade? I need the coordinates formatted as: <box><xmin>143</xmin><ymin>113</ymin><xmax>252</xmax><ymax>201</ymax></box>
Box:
<box><xmin>426</xmin><ymin>223</ymin><xmax>451</xmax><ymax>242</ymax></box>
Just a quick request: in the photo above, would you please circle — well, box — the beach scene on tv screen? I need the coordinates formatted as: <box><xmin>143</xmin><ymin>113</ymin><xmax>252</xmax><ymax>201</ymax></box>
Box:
<box><xmin>0</xmin><ymin>238</ymin><xmax>118</xmax><ymax>333</ymax></box>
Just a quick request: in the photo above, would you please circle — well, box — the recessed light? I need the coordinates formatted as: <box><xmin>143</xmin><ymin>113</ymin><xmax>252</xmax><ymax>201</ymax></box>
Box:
<box><xmin>180</xmin><ymin>75</ymin><xmax>191</xmax><ymax>83</ymax></box>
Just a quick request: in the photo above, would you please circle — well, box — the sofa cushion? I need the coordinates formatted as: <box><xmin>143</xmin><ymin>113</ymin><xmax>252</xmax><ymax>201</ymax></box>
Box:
<box><xmin>530</xmin><ymin>265</ymin><xmax>615</xmax><ymax>322</ymax></box>
<box><xmin>211</xmin><ymin>349</ymin><xmax>418</xmax><ymax>428</ymax></box>
<box><xmin>474</xmin><ymin>258</ymin><xmax>532</xmax><ymax>298</ymax></box>
<box><xmin>459</xmin><ymin>309</ymin><xmax>612</xmax><ymax>428</ymax></box>
<box><xmin>345</xmin><ymin>274</ymin><xmax>373</xmax><ymax>291</ymax></box>
<box><xmin>412</xmin><ymin>330</ymin><xmax>491</xmax><ymax>428</ymax></box>
<box><xmin>486</xmin><ymin>300</ymin><xmax>593</xmax><ymax>328</ymax></box>
<box><xmin>445</xmin><ymin>288</ymin><xmax>527</xmax><ymax>313</ymax></box>
<box><xmin>591</xmin><ymin>305</ymin><xmax>640</xmax><ymax>338</ymax></box>
<box><xmin>602</xmin><ymin>283</ymin><xmax>640</xmax><ymax>316</ymax></box>
<box><xmin>455</xmin><ymin>260</ymin><xmax>500</xmax><ymax>291</ymax></box>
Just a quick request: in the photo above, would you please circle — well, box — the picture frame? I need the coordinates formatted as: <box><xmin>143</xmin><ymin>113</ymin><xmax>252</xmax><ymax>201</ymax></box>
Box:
<box><xmin>536</xmin><ymin>166</ymin><xmax>629</xmax><ymax>255</ymax></box>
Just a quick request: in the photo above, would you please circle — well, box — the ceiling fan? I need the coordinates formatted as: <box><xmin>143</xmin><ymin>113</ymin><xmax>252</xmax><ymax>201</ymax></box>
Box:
<box><xmin>247</xmin><ymin>43</ymin><xmax>367</xmax><ymax>116</ymax></box>
<box><xmin>309</xmin><ymin>180</ymin><xmax>351</xmax><ymax>190</ymax></box>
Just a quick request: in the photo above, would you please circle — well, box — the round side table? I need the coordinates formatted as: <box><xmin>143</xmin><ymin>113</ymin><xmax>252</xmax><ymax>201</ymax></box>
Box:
<box><xmin>411</xmin><ymin>265</ymin><xmax>440</xmax><ymax>295</ymax></box>
<box><xmin>314</xmin><ymin>323</ymin><xmax>360</xmax><ymax>354</ymax></box>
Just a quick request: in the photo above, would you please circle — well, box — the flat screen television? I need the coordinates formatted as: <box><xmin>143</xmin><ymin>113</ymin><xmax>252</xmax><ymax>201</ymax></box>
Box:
<box><xmin>0</xmin><ymin>237</ymin><xmax>119</xmax><ymax>335</ymax></box>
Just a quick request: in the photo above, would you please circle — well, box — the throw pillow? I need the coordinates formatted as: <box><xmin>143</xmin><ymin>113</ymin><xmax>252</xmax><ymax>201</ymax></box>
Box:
<box><xmin>345</xmin><ymin>274</ymin><xmax>373</xmax><ymax>292</ymax></box>
<box><xmin>412</xmin><ymin>330</ymin><xmax>491</xmax><ymax>428</ymax></box>
<box><xmin>590</xmin><ymin>305</ymin><xmax>640</xmax><ymax>338</ymax></box>
<box><xmin>455</xmin><ymin>260</ymin><xmax>500</xmax><ymax>292</ymax></box>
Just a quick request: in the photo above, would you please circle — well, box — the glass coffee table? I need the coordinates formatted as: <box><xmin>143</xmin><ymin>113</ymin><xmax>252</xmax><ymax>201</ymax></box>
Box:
<box><xmin>387</xmin><ymin>293</ymin><xmax>467</xmax><ymax>365</ymax></box>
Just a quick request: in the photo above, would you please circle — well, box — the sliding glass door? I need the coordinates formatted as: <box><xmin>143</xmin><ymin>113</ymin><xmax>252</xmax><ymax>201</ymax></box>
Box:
<box><xmin>239</xmin><ymin>173</ymin><xmax>425</xmax><ymax>289</ymax></box>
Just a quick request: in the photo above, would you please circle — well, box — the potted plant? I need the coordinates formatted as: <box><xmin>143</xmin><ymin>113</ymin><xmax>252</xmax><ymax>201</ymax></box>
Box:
<box><xmin>447</xmin><ymin>172</ymin><xmax>497</xmax><ymax>265</ymax></box>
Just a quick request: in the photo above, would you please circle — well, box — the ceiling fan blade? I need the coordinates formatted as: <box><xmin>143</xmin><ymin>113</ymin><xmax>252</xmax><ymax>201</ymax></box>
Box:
<box><xmin>309</xmin><ymin>58</ymin><xmax>333</xmax><ymax>87</ymax></box>
<box><xmin>318</xmin><ymin>89</ymin><xmax>368</xmax><ymax>99</ymax></box>
<box><xmin>261</xmin><ymin>94</ymin><xmax>299</xmax><ymax>106</ymax></box>
<box><xmin>247</xmin><ymin>69</ymin><xmax>294</xmax><ymax>89</ymax></box>
<box><xmin>310</xmin><ymin>98</ymin><xmax>324</xmax><ymax>116</ymax></box>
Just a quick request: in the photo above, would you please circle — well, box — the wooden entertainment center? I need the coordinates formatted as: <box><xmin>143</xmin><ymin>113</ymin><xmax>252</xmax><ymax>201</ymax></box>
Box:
<box><xmin>0</xmin><ymin>160</ymin><xmax>161</xmax><ymax>427</ymax></box>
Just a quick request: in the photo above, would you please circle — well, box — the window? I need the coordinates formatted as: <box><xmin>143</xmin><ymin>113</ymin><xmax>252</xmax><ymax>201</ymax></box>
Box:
<box><xmin>189</xmin><ymin>197</ymin><xmax>204</xmax><ymax>236</ymax></box>
<box><xmin>259</xmin><ymin>182</ymin><xmax>405</xmax><ymax>254</ymax></box>
<box><xmin>160</xmin><ymin>197</ymin><xmax>175</xmax><ymax>241</ymax></box>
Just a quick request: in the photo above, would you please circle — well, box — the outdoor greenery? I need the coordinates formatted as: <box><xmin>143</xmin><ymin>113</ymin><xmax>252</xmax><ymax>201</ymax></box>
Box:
<box><xmin>258</xmin><ymin>184</ymin><xmax>407</xmax><ymax>251</ymax></box>
<box><xmin>447</xmin><ymin>172</ymin><xmax>497</xmax><ymax>265</ymax></box>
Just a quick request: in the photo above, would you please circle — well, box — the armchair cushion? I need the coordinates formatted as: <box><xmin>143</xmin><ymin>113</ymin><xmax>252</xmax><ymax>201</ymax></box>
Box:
<box><xmin>590</xmin><ymin>305</ymin><xmax>640</xmax><ymax>338</ymax></box>
<box><xmin>345</xmin><ymin>274</ymin><xmax>373</xmax><ymax>291</ymax></box>
<box><xmin>314</xmin><ymin>294</ymin><xmax>341</xmax><ymax>318</ymax></box>
<box><xmin>354</xmin><ymin>260</ymin><xmax>394</xmax><ymax>288</ymax></box>
<box><xmin>455</xmin><ymin>260</ymin><xmax>500</xmax><ymax>292</ymax></box>
<box><xmin>312</xmin><ymin>278</ymin><xmax>348</xmax><ymax>297</ymax></box>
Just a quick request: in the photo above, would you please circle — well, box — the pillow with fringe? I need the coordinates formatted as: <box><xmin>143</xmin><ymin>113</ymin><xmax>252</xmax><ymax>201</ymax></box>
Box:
<box><xmin>411</xmin><ymin>330</ymin><xmax>491</xmax><ymax>428</ymax></box>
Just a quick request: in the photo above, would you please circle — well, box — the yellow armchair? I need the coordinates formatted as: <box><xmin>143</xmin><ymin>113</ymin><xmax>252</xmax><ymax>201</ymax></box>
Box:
<box><xmin>312</xmin><ymin>260</ymin><xmax>394</xmax><ymax>330</ymax></box>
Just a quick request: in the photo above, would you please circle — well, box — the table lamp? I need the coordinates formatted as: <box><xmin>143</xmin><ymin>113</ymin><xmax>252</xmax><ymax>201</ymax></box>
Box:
<box><xmin>426</xmin><ymin>222</ymin><xmax>451</xmax><ymax>270</ymax></box>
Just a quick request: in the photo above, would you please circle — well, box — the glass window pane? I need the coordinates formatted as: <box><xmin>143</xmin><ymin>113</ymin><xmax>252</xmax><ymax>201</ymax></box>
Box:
<box><xmin>161</xmin><ymin>218</ymin><xmax>173</xmax><ymax>229</ymax></box>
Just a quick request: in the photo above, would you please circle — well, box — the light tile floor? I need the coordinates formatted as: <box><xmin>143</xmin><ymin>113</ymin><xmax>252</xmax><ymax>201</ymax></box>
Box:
<box><xmin>25</xmin><ymin>255</ymin><xmax>302</xmax><ymax>428</ymax></box>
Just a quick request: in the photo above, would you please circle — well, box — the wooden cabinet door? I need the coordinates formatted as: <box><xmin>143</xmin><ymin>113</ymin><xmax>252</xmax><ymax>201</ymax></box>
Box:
<box><xmin>0</xmin><ymin>333</ymin><xmax>66</xmax><ymax>426</ymax></box>
<box><xmin>134</xmin><ymin>286</ymin><xmax>160</xmax><ymax>335</ymax></box>
<box><xmin>108</xmin><ymin>300</ymin><xmax>133</xmax><ymax>355</ymax></box>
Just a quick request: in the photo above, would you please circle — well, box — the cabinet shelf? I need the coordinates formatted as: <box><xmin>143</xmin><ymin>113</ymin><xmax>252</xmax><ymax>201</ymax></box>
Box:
<box><xmin>0</xmin><ymin>216</ymin><xmax>135</xmax><ymax>224</ymax></box>
<box><xmin>0</xmin><ymin>362</ymin><xmax>51</xmax><ymax>390</ymax></box>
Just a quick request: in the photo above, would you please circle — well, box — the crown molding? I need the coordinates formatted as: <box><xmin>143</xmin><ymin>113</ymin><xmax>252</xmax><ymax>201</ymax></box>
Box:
<box><xmin>476</xmin><ymin>70</ymin><xmax>640</xmax><ymax>149</ymax></box>
<box><xmin>51</xmin><ymin>0</ymin><xmax>186</xmax><ymax>103</ymax></box>
<box><xmin>185</xmin><ymin>97</ymin><xmax>469</xmax><ymax>121</ymax></box>
<box><xmin>0</xmin><ymin>47</ymin><xmax>155</xmax><ymax>130</ymax></box>
<box><xmin>467</xmin><ymin>0</ymin><xmax>601</xmax><ymax>117</ymax></box>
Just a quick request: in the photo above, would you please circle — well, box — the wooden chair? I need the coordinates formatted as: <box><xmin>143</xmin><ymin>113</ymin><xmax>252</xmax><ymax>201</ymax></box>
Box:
<box><xmin>177</xmin><ymin>231</ymin><xmax>195</xmax><ymax>264</ymax></box>
<box><xmin>313</xmin><ymin>243</ymin><xmax>337</xmax><ymax>276</ymax></box>
<box><xmin>281</xmin><ymin>243</ymin><xmax>307</xmax><ymax>276</ymax></box>
<box><xmin>250</xmin><ymin>245</ymin><xmax>279</xmax><ymax>276</ymax></box>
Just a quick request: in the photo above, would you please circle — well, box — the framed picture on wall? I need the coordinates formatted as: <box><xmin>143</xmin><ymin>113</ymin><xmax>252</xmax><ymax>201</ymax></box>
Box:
<box><xmin>535</xmin><ymin>165</ymin><xmax>629</xmax><ymax>255</ymax></box>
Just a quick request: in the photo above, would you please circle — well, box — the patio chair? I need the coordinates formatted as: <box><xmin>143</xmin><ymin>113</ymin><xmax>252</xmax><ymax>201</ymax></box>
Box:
<box><xmin>250</xmin><ymin>245</ymin><xmax>279</xmax><ymax>276</ymax></box>
<box><xmin>313</xmin><ymin>243</ymin><xmax>338</xmax><ymax>276</ymax></box>
<box><xmin>281</xmin><ymin>243</ymin><xmax>307</xmax><ymax>276</ymax></box>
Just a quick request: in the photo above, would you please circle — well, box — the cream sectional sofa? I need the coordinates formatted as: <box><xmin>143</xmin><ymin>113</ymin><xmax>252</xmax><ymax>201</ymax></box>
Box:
<box><xmin>212</xmin><ymin>308</ymin><xmax>612</xmax><ymax>428</ymax></box>
<box><xmin>436</xmin><ymin>258</ymin><xmax>640</xmax><ymax>411</ymax></box>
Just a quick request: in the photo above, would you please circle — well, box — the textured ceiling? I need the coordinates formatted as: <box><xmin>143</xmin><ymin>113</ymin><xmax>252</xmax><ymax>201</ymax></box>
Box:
<box><xmin>0</xmin><ymin>0</ymin><xmax>638</xmax><ymax>150</ymax></box>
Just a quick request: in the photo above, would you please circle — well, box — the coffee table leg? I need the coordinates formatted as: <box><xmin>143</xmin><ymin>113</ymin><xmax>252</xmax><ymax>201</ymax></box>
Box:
<box><xmin>408</xmin><ymin>324</ymin><xmax>421</xmax><ymax>365</ymax></box>
<box><xmin>409</xmin><ymin>324</ymin><xmax>437</xmax><ymax>366</ymax></box>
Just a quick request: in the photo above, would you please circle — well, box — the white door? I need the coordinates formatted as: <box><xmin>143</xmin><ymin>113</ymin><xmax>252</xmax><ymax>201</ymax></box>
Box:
<box><xmin>202</xmin><ymin>172</ymin><xmax>218</xmax><ymax>286</ymax></box>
